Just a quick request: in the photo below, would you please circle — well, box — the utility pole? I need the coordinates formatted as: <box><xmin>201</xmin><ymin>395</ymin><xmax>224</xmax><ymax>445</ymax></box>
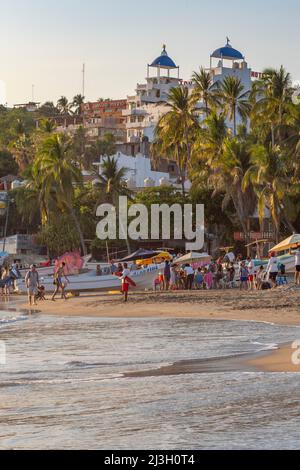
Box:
<box><xmin>82</xmin><ymin>63</ymin><xmax>85</xmax><ymax>98</ymax></box>
<box><xmin>2</xmin><ymin>196</ymin><xmax>10</xmax><ymax>253</ymax></box>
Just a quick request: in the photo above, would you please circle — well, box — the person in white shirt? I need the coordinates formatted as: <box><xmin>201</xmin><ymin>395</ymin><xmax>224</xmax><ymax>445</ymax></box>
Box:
<box><xmin>246</xmin><ymin>257</ymin><xmax>255</xmax><ymax>290</ymax></box>
<box><xmin>184</xmin><ymin>264</ymin><xmax>195</xmax><ymax>290</ymax></box>
<box><xmin>295</xmin><ymin>246</ymin><xmax>300</xmax><ymax>285</ymax></box>
<box><xmin>266</xmin><ymin>252</ymin><xmax>279</xmax><ymax>288</ymax></box>
<box><xmin>120</xmin><ymin>263</ymin><xmax>131</xmax><ymax>302</ymax></box>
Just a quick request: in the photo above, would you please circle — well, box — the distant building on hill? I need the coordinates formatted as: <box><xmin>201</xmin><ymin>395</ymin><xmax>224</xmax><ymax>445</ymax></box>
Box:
<box><xmin>14</xmin><ymin>102</ymin><xmax>40</xmax><ymax>112</ymax></box>
<box><xmin>123</xmin><ymin>45</ymin><xmax>181</xmax><ymax>144</ymax></box>
<box><xmin>81</xmin><ymin>99</ymin><xmax>127</xmax><ymax>143</ymax></box>
<box><xmin>93</xmin><ymin>151</ymin><xmax>191</xmax><ymax>191</ymax></box>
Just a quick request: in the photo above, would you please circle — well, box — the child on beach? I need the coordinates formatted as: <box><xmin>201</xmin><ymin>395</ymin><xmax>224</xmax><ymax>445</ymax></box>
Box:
<box><xmin>239</xmin><ymin>262</ymin><xmax>249</xmax><ymax>290</ymax></box>
<box><xmin>158</xmin><ymin>270</ymin><xmax>164</xmax><ymax>291</ymax></box>
<box><xmin>204</xmin><ymin>269</ymin><xmax>213</xmax><ymax>290</ymax></box>
<box><xmin>153</xmin><ymin>275</ymin><xmax>161</xmax><ymax>291</ymax></box>
<box><xmin>194</xmin><ymin>268</ymin><xmax>204</xmax><ymax>290</ymax></box>
<box><xmin>256</xmin><ymin>266</ymin><xmax>265</xmax><ymax>290</ymax></box>
<box><xmin>228</xmin><ymin>263</ymin><xmax>236</xmax><ymax>288</ymax></box>
<box><xmin>247</xmin><ymin>257</ymin><xmax>255</xmax><ymax>290</ymax></box>
<box><xmin>170</xmin><ymin>265</ymin><xmax>178</xmax><ymax>290</ymax></box>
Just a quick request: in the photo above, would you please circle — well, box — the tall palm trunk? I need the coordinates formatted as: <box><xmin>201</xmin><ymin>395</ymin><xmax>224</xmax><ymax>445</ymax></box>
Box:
<box><xmin>114</xmin><ymin>195</ymin><xmax>132</xmax><ymax>255</ymax></box>
<box><xmin>69</xmin><ymin>206</ymin><xmax>87</xmax><ymax>256</ymax></box>
<box><xmin>233</xmin><ymin>106</ymin><xmax>237</xmax><ymax>136</ymax></box>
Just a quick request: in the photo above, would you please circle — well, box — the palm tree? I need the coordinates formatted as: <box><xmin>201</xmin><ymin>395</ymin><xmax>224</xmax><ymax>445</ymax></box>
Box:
<box><xmin>98</xmin><ymin>156</ymin><xmax>132</xmax><ymax>201</ymax></box>
<box><xmin>57</xmin><ymin>96</ymin><xmax>70</xmax><ymax>115</ymax></box>
<box><xmin>154</xmin><ymin>86</ymin><xmax>198</xmax><ymax>194</ymax></box>
<box><xmin>97</xmin><ymin>156</ymin><xmax>133</xmax><ymax>254</ymax></box>
<box><xmin>9</xmin><ymin>134</ymin><xmax>34</xmax><ymax>171</ymax></box>
<box><xmin>282</xmin><ymin>104</ymin><xmax>300</xmax><ymax>178</ymax></box>
<box><xmin>216</xmin><ymin>76</ymin><xmax>251</xmax><ymax>136</ymax></box>
<box><xmin>243</xmin><ymin>143</ymin><xmax>295</xmax><ymax>241</ymax></box>
<box><xmin>193</xmin><ymin>111</ymin><xmax>256</xmax><ymax>238</ymax></box>
<box><xmin>34</xmin><ymin>134</ymin><xmax>87</xmax><ymax>255</ymax></box>
<box><xmin>192</xmin><ymin>67</ymin><xmax>216</xmax><ymax>116</ymax></box>
<box><xmin>72</xmin><ymin>94</ymin><xmax>85</xmax><ymax>115</ymax></box>
<box><xmin>39</xmin><ymin>118</ymin><xmax>57</xmax><ymax>133</ymax></box>
<box><xmin>251</xmin><ymin>66</ymin><xmax>294</xmax><ymax>145</ymax></box>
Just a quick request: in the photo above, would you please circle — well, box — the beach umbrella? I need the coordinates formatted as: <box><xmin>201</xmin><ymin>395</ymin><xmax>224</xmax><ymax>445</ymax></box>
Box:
<box><xmin>136</xmin><ymin>251</ymin><xmax>173</xmax><ymax>266</ymax></box>
<box><xmin>176</xmin><ymin>252</ymin><xmax>212</xmax><ymax>265</ymax></box>
<box><xmin>118</xmin><ymin>249</ymin><xmax>157</xmax><ymax>263</ymax></box>
<box><xmin>269</xmin><ymin>234</ymin><xmax>300</xmax><ymax>253</ymax></box>
<box><xmin>55</xmin><ymin>251</ymin><xmax>84</xmax><ymax>274</ymax></box>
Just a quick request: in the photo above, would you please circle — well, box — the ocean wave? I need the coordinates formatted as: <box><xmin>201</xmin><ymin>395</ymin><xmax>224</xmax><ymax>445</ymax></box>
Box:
<box><xmin>0</xmin><ymin>315</ymin><xmax>28</xmax><ymax>327</ymax></box>
<box><xmin>0</xmin><ymin>373</ymin><xmax>124</xmax><ymax>388</ymax></box>
<box><xmin>251</xmin><ymin>341</ymin><xmax>279</xmax><ymax>351</ymax></box>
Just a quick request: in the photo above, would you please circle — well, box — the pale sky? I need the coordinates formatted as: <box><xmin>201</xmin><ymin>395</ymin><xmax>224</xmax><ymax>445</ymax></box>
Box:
<box><xmin>0</xmin><ymin>0</ymin><xmax>299</xmax><ymax>105</ymax></box>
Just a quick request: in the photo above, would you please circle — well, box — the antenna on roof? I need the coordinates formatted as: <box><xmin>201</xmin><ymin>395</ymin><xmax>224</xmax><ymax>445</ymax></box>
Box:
<box><xmin>226</xmin><ymin>37</ymin><xmax>231</xmax><ymax>46</ymax></box>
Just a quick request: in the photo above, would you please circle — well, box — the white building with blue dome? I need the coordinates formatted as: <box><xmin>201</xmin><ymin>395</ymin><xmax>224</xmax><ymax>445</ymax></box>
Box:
<box><xmin>210</xmin><ymin>38</ymin><xmax>252</xmax><ymax>94</ymax></box>
<box><xmin>123</xmin><ymin>45</ymin><xmax>181</xmax><ymax>143</ymax></box>
<box><xmin>123</xmin><ymin>40</ymin><xmax>252</xmax><ymax>143</ymax></box>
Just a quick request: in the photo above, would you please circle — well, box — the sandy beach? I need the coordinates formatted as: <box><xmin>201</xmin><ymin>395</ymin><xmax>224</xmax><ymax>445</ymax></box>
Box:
<box><xmin>247</xmin><ymin>343</ymin><xmax>300</xmax><ymax>373</ymax></box>
<box><xmin>11</xmin><ymin>287</ymin><xmax>299</xmax><ymax>374</ymax></box>
<box><xmin>17</xmin><ymin>287</ymin><xmax>300</xmax><ymax>325</ymax></box>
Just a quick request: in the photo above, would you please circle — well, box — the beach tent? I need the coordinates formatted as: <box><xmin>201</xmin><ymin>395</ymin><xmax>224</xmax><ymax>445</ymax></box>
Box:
<box><xmin>269</xmin><ymin>234</ymin><xmax>300</xmax><ymax>253</ymax></box>
<box><xmin>119</xmin><ymin>249</ymin><xmax>157</xmax><ymax>263</ymax></box>
<box><xmin>175</xmin><ymin>252</ymin><xmax>212</xmax><ymax>265</ymax></box>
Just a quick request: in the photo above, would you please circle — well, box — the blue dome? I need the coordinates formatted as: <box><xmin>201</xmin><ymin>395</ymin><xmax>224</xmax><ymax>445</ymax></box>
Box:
<box><xmin>150</xmin><ymin>45</ymin><xmax>177</xmax><ymax>68</ymax></box>
<box><xmin>211</xmin><ymin>40</ymin><xmax>244</xmax><ymax>60</ymax></box>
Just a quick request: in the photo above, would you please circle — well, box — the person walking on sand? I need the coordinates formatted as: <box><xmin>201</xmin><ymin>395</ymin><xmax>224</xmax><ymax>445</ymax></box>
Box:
<box><xmin>239</xmin><ymin>262</ymin><xmax>249</xmax><ymax>290</ymax></box>
<box><xmin>25</xmin><ymin>265</ymin><xmax>40</xmax><ymax>306</ymax></box>
<box><xmin>51</xmin><ymin>262</ymin><xmax>70</xmax><ymax>301</ymax></box>
<box><xmin>295</xmin><ymin>246</ymin><xmax>300</xmax><ymax>285</ymax></box>
<box><xmin>1</xmin><ymin>265</ymin><xmax>12</xmax><ymax>297</ymax></box>
<box><xmin>204</xmin><ymin>269</ymin><xmax>213</xmax><ymax>290</ymax></box>
<box><xmin>184</xmin><ymin>264</ymin><xmax>195</xmax><ymax>290</ymax></box>
<box><xmin>120</xmin><ymin>263</ymin><xmax>131</xmax><ymax>302</ymax></box>
<box><xmin>266</xmin><ymin>252</ymin><xmax>279</xmax><ymax>289</ymax></box>
<box><xmin>256</xmin><ymin>266</ymin><xmax>265</xmax><ymax>290</ymax></box>
<box><xmin>163</xmin><ymin>261</ymin><xmax>171</xmax><ymax>291</ymax></box>
<box><xmin>247</xmin><ymin>257</ymin><xmax>255</xmax><ymax>290</ymax></box>
<box><xmin>170</xmin><ymin>265</ymin><xmax>178</xmax><ymax>291</ymax></box>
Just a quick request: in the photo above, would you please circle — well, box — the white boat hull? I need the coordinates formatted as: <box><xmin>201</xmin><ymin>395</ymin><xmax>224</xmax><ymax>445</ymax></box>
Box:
<box><xmin>17</xmin><ymin>264</ymin><xmax>162</xmax><ymax>293</ymax></box>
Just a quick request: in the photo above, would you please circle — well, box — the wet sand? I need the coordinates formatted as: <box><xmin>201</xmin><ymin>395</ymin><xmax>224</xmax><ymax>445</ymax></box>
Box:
<box><xmin>17</xmin><ymin>287</ymin><xmax>300</xmax><ymax>326</ymax></box>
<box><xmin>247</xmin><ymin>343</ymin><xmax>300</xmax><ymax>373</ymax></box>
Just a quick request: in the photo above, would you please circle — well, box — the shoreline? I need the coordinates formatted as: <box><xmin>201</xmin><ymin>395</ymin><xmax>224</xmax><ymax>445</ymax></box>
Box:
<box><xmin>1</xmin><ymin>289</ymin><xmax>300</xmax><ymax>374</ymax></box>
<box><xmin>246</xmin><ymin>343</ymin><xmax>300</xmax><ymax>373</ymax></box>
<box><xmin>16</xmin><ymin>288</ymin><xmax>300</xmax><ymax>326</ymax></box>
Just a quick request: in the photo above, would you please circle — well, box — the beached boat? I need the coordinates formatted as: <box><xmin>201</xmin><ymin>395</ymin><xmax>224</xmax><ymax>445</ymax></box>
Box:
<box><xmin>16</xmin><ymin>263</ymin><xmax>163</xmax><ymax>294</ymax></box>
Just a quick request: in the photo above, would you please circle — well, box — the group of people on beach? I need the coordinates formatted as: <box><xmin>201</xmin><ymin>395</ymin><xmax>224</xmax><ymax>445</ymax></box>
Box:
<box><xmin>23</xmin><ymin>262</ymin><xmax>69</xmax><ymax>306</ymax></box>
<box><xmin>0</xmin><ymin>263</ymin><xmax>21</xmax><ymax>296</ymax></box>
<box><xmin>4</xmin><ymin>245</ymin><xmax>300</xmax><ymax>306</ymax></box>
<box><xmin>153</xmin><ymin>247</ymin><xmax>300</xmax><ymax>293</ymax></box>
<box><xmin>154</xmin><ymin>260</ymin><xmax>237</xmax><ymax>292</ymax></box>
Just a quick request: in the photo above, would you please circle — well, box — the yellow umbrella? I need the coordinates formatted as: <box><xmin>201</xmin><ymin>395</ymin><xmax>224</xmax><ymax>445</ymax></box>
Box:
<box><xmin>269</xmin><ymin>234</ymin><xmax>300</xmax><ymax>253</ymax></box>
<box><xmin>136</xmin><ymin>251</ymin><xmax>172</xmax><ymax>266</ymax></box>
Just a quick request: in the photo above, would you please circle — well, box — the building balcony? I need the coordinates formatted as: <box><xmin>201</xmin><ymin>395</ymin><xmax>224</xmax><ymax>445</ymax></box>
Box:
<box><xmin>126</xmin><ymin>121</ymin><xmax>145</xmax><ymax>129</ymax></box>
<box><xmin>122</xmin><ymin>108</ymin><xmax>147</xmax><ymax>117</ymax></box>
